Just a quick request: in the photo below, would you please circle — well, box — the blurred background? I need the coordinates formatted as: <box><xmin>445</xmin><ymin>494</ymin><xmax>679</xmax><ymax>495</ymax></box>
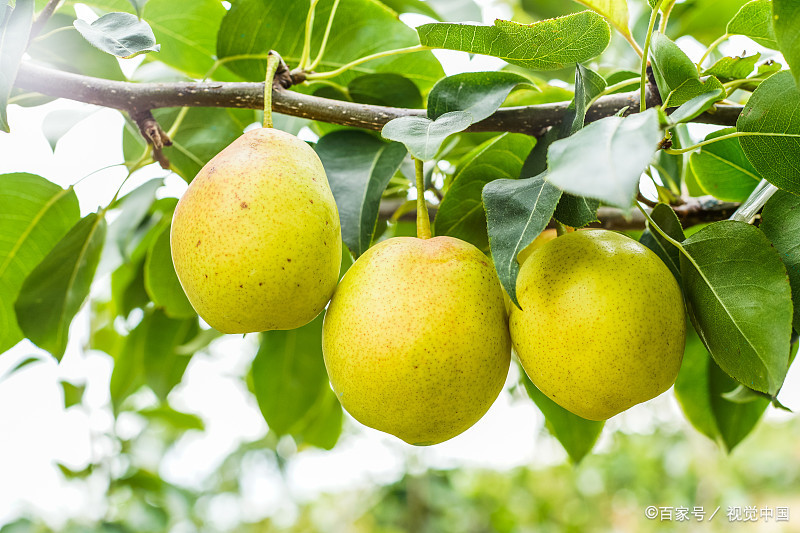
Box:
<box><xmin>2</xmin><ymin>0</ymin><xmax>800</xmax><ymax>531</ymax></box>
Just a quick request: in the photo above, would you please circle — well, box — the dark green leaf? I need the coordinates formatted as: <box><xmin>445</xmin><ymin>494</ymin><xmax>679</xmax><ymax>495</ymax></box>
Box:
<box><xmin>0</xmin><ymin>174</ymin><xmax>79</xmax><ymax>353</ymax></box>
<box><xmin>668</xmin><ymin>88</ymin><xmax>725</xmax><ymax>123</ymax></box>
<box><xmin>566</xmin><ymin>63</ymin><xmax>606</xmax><ymax>135</ymax></box>
<box><xmin>648</xmin><ymin>31</ymin><xmax>698</xmax><ymax>100</ymax></box>
<box><xmin>427</xmin><ymin>71</ymin><xmax>533</xmax><ymax>122</ymax></box>
<box><xmin>144</xmin><ymin>222</ymin><xmax>196</xmax><ymax>319</ymax></box>
<box><xmin>381</xmin><ymin>111</ymin><xmax>472</xmax><ymax>161</ymax></box>
<box><xmin>639</xmin><ymin>203</ymin><xmax>685</xmax><ymax>283</ymax></box>
<box><xmin>521</xmin><ymin>368</ymin><xmax>603</xmax><ymax>463</ymax></box>
<box><xmin>60</xmin><ymin>380</ymin><xmax>85</xmax><ymax>408</ymax></box>
<box><xmin>417</xmin><ymin>11</ymin><xmax>611</xmax><ymax>71</ymax></box>
<box><xmin>251</xmin><ymin>314</ymin><xmax>329</xmax><ymax>435</ymax></box>
<box><xmin>175</xmin><ymin>327</ymin><xmax>223</xmax><ymax>356</ymax></box>
<box><xmin>348</xmin><ymin>73</ymin><xmax>422</xmax><ymax>108</ymax></box>
<box><xmin>545</xmin><ymin>108</ymin><xmax>665</xmax><ymax>211</ymax></box>
<box><xmin>316</xmin><ymin>130</ymin><xmax>407</xmax><ymax>258</ymax></box>
<box><xmin>727</xmin><ymin>0</ymin><xmax>778</xmax><ymax>49</ymax></box>
<box><xmin>110</xmin><ymin>308</ymin><xmax>197</xmax><ymax>408</ymax></box>
<box><xmin>15</xmin><ymin>213</ymin><xmax>107</xmax><ymax>360</ymax></box>
<box><xmin>680</xmin><ymin>221</ymin><xmax>792</xmax><ymax>395</ymax></box>
<box><xmin>675</xmin><ymin>321</ymin><xmax>769</xmax><ymax>451</ymax></box>
<box><xmin>217</xmin><ymin>0</ymin><xmax>444</xmax><ymax>90</ymax></box>
<box><xmin>761</xmin><ymin>190</ymin><xmax>800</xmax><ymax>332</ymax></box>
<box><xmin>737</xmin><ymin>71</ymin><xmax>800</xmax><ymax>194</ymax></box>
<box><xmin>773</xmin><ymin>0</ymin><xmax>800</xmax><ymax>87</ymax></box>
<box><xmin>689</xmin><ymin>127</ymin><xmax>761</xmax><ymax>201</ymax></box>
<box><xmin>435</xmin><ymin>133</ymin><xmax>535</xmax><ymax>251</ymax></box>
<box><xmin>296</xmin><ymin>387</ymin><xmax>343</xmax><ymax>450</ymax></box>
<box><xmin>0</xmin><ymin>0</ymin><xmax>33</xmax><ymax>132</ymax></box>
<box><xmin>553</xmin><ymin>194</ymin><xmax>599</xmax><ymax>228</ymax></box>
<box><xmin>702</xmin><ymin>54</ymin><xmax>760</xmax><ymax>82</ymax></box>
<box><xmin>483</xmin><ymin>175</ymin><xmax>562</xmax><ymax>307</ymax></box>
<box><xmin>73</xmin><ymin>12</ymin><xmax>160</xmax><ymax>58</ymax></box>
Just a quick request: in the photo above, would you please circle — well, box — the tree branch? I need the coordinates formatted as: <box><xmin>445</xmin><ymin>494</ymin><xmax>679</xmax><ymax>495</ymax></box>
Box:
<box><xmin>14</xmin><ymin>62</ymin><xmax>743</xmax><ymax>134</ymax></box>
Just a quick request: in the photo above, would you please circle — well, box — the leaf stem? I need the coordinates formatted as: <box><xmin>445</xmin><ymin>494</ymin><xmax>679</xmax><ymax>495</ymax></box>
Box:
<box><xmin>165</xmin><ymin>106</ymin><xmax>190</xmax><ymax>139</ymax></box>
<box><xmin>263</xmin><ymin>52</ymin><xmax>280</xmax><ymax>128</ymax></box>
<box><xmin>305</xmin><ymin>44</ymin><xmax>431</xmax><ymax>81</ymax></box>
<box><xmin>414</xmin><ymin>157</ymin><xmax>431</xmax><ymax>239</ymax></box>
<box><xmin>697</xmin><ymin>34</ymin><xmax>729</xmax><ymax>71</ymax></box>
<box><xmin>30</xmin><ymin>25</ymin><xmax>74</xmax><ymax>43</ymax></box>
<box><xmin>640</xmin><ymin>0</ymin><xmax>664</xmax><ymax>113</ymax></box>
<box><xmin>663</xmin><ymin>131</ymin><xmax>800</xmax><ymax>155</ymax></box>
<box><xmin>298</xmin><ymin>0</ymin><xmax>320</xmax><ymax>71</ymax></box>
<box><xmin>307</xmin><ymin>0</ymin><xmax>340</xmax><ymax>71</ymax></box>
<box><xmin>658</xmin><ymin>0</ymin><xmax>676</xmax><ymax>33</ymax></box>
<box><xmin>586</xmin><ymin>77</ymin><xmax>641</xmax><ymax>109</ymax></box>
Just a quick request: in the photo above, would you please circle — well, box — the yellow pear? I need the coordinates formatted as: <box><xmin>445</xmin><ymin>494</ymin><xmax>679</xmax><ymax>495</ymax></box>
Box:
<box><xmin>322</xmin><ymin>236</ymin><xmax>511</xmax><ymax>445</ymax></box>
<box><xmin>171</xmin><ymin>128</ymin><xmax>341</xmax><ymax>333</ymax></box>
<box><xmin>504</xmin><ymin>228</ymin><xmax>559</xmax><ymax>314</ymax></box>
<box><xmin>510</xmin><ymin>229</ymin><xmax>685</xmax><ymax>420</ymax></box>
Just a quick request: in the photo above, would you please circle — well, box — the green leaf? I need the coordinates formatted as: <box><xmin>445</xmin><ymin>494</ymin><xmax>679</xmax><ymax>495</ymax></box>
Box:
<box><xmin>675</xmin><ymin>321</ymin><xmax>769</xmax><ymax>452</ymax></box>
<box><xmin>667</xmin><ymin>88</ymin><xmax>725</xmax><ymax>124</ymax></box>
<box><xmin>217</xmin><ymin>0</ymin><xmax>444</xmax><ymax>90</ymax></box>
<box><xmin>381</xmin><ymin>111</ymin><xmax>472</xmax><ymax>161</ymax></box>
<box><xmin>144</xmin><ymin>222</ymin><xmax>196</xmax><ymax>319</ymax></box>
<box><xmin>295</xmin><ymin>387</ymin><xmax>343</xmax><ymax>450</ymax></box>
<box><xmin>41</xmin><ymin>109</ymin><xmax>95</xmax><ymax>152</ymax></box>
<box><xmin>773</xmin><ymin>0</ymin><xmax>800</xmax><ymax>87</ymax></box>
<box><xmin>377</xmin><ymin>0</ymin><xmax>442</xmax><ymax>19</ymax></box>
<box><xmin>648</xmin><ymin>32</ymin><xmax>699</xmax><ymax>100</ymax></box>
<box><xmin>427</xmin><ymin>72</ymin><xmax>533</xmax><ymax>122</ymax></box>
<box><xmin>0</xmin><ymin>174</ymin><xmax>79</xmax><ymax>353</ymax></box>
<box><xmin>727</xmin><ymin>0</ymin><xmax>778</xmax><ymax>49</ymax></box>
<box><xmin>639</xmin><ymin>203</ymin><xmax>685</xmax><ymax>283</ymax></box>
<box><xmin>566</xmin><ymin>63</ymin><xmax>606</xmax><ymax>135</ymax></box>
<box><xmin>417</xmin><ymin>11</ymin><xmax>610</xmax><ymax>71</ymax></box>
<box><xmin>680</xmin><ymin>220</ymin><xmax>792</xmax><ymax>395</ymax></box>
<box><xmin>574</xmin><ymin>0</ymin><xmax>632</xmax><ymax>44</ymax></box>
<box><xmin>737</xmin><ymin>70</ymin><xmax>800</xmax><ymax>195</ymax></box>
<box><xmin>544</xmin><ymin>108</ymin><xmax>665</xmax><ymax>211</ymax></box>
<box><xmin>138</xmin><ymin>405</ymin><xmax>204</xmax><ymax>431</ymax></box>
<box><xmin>663</xmin><ymin>77</ymin><xmax>725</xmax><ymax>109</ymax></box>
<box><xmin>251</xmin><ymin>314</ymin><xmax>329</xmax><ymax>436</ymax></box>
<box><xmin>110</xmin><ymin>308</ymin><xmax>197</xmax><ymax>408</ymax></box>
<box><xmin>520</xmin><ymin>367</ymin><xmax>603</xmax><ymax>463</ymax></box>
<box><xmin>689</xmin><ymin>127</ymin><xmax>761</xmax><ymax>201</ymax></box>
<box><xmin>348</xmin><ymin>73</ymin><xmax>422</xmax><ymax>108</ymax></box>
<box><xmin>760</xmin><ymin>190</ymin><xmax>800</xmax><ymax>332</ymax></box>
<box><xmin>60</xmin><ymin>380</ymin><xmax>85</xmax><ymax>408</ymax></box>
<box><xmin>483</xmin><ymin>175</ymin><xmax>562</xmax><ymax>307</ymax></box>
<box><xmin>26</xmin><ymin>13</ymin><xmax>125</xmax><ymax>80</ymax></box>
<box><xmin>73</xmin><ymin>12</ymin><xmax>160</xmax><ymax>58</ymax></box>
<box><xmin>702</xmin><ymin>53</ymin><xmax>760</xmax><ymax>82</ymax></box>
<box><xmin>15</xmin><ymin>212</ymin><xmax>107</xmax><ymax>360</ymax></box>
<box><xmin>0</xmin><ymin>0</ymin><xmax>33</xmax><ymax>132</ymax></box>
<box><xmin>434</xmin><ymin>133</ymin><xmax>535</xmax><ymax>251</ymax></box>
<box><xmin>316</xmin><ymin>130</ymin><xmax>407</xmax><ymax>258</ymax></box>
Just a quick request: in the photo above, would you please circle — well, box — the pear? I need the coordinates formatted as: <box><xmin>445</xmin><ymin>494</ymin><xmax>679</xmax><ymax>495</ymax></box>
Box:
<box><xmin>322</xmin><ymin>236</ymin><xmax>511</xmax><ymax>445</ymax></box>
<box><xmin>510</xmin><ymin>230</ymin><xmax>685</xmax><ymax>420</ymax></box>
<box><xmin>171</xmin><ymin>128</ymin><xmax>341</xmax><ymax>333</ymax></box>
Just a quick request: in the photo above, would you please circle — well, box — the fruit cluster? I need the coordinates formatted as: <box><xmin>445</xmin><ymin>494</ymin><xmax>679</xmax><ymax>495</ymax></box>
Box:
<box><xmin>171</xmin><ymin>128</ymin><xmax>686</xmax><ymax>446</ymax></box>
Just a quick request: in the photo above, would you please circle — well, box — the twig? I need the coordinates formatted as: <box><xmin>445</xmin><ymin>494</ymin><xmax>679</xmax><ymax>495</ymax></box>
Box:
<box><xmin>29</xmin><ymin>0</ymin><xmax>62</xmax><ymax>41</ymax></box>
<box><xmin>131</xmin><ymin>110</ymin><xmax>171</xmax><ymax>169</ymax></box>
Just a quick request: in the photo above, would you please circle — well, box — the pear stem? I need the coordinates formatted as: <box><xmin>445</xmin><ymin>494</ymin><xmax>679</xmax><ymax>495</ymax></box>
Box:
<box><xmin>554</xmin><ymin>221</ymin><xmax>571</xmax><ymax>236</ymax></box>
<box><xmin>262</xmin><ymin>52</ymin><xmax>280</xmax><ymax>128</ymax></box>
<box><xmin>414</xmin><ymin>157</ymin><xmax>431</xmax><ymax>239</ymax></box>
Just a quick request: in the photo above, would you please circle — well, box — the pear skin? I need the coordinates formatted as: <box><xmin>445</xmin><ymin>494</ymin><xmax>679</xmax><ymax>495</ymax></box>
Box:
<box><xmin>322</xmin><ymin>236</ymin><xmax>511</xmax><ymax>445</ymax></box>
<box><xmin>510</xmin><ymin>230</ymin><xmax>685</xmax><ymax>420</ymax></box>
<box><xmin>171</xmin><ymin>128</ymin><xmax>341</xmax><ymax>333</ymax></box>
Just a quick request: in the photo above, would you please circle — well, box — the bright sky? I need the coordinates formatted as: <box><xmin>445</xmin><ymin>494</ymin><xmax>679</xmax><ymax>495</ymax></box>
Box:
<box><xmin>1</xmin><ymin>1</ymin><xmax>798</xmax><ymax>529</ymax></box>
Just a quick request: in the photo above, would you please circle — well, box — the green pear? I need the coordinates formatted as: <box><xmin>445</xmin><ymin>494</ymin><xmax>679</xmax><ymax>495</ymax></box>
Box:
<box><xmin>322</xmin><ymin>236</ymin><xmax>511</xmax><ymax>445</ymax></box>
<box><xmin>171</xmin><ymin>128</ymin><xmax>341</xmax><ymax>333</ymax></box>
<box><xmin>510</xmin><ymin>229</ymin><xmax>685</xmax><ymax>420</ymax></box>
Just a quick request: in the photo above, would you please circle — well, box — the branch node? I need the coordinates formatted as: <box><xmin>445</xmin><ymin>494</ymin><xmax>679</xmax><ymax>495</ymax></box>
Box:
<box><xmin>132</xmin><ymin>110</ymin><xmax>171</xmax><ymax>170</ymax></box>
